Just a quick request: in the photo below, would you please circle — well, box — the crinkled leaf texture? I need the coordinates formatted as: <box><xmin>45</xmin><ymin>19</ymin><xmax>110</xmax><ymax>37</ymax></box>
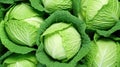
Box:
<box><xmin>5</xmin><ymin>20</ymin><xmax>39</xmax><ymax>46</ymax></box>
<box><xmin>3</xmin><ymin>3</ymin><xmax>44</xmax><ymax>47</ymax></box>
<box><xmin>77</xmin><ymin>0</ymin><xmax>119</xmax><ymax>30</ymax></box>
<box><xmin>42</xmin><ymin>0</ymin><xmax>72</xmax><ymax>13</ymax></box>
<box><xmin>36</xmin><ymin>11</ymin><xmax>90</xmax><ymax>67</ymax></box>
<box><xmin>0</xmin><ymin>21</ymin><xmax>35</xmax><ymax>54</ymax></box>
<box><xmin>42</xmin><ymin>23</ymin><xmax>81</xmax><ymax>62</ymax></box>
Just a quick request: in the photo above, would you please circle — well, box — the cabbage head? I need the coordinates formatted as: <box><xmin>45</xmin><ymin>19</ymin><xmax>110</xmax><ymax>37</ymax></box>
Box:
<box><xmin>4</xmin><ymin>3</ymin><xmax>44</xmax><ymax>47</ymax></box>
<box><xmin>86</xmin><ymin>38</ymin><xmax>118</xmax><ymax>67</ymax></box>
<box><xmin>79</xmin><ymin>0</ymin><xmax>119</xmax><ymax>30</ymax></box>
<box><xmin>42</xmin><ymin>22</ymin><xmax>81</xmax><ymax>62</ymax></box>
<box><xmin>42</xmin><ymin>0</ymin><xmax>72</xmax><ymax>13</ymax></box>
<box><xmin>3</xmin><ymin>53</ymin><xmax>37</xmax><ymax>67</ymax></box>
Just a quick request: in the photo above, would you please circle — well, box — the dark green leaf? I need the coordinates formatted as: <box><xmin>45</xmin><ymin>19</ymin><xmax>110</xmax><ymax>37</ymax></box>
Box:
<box><xmin>29</xmin><ymin>0</ymin><xmax>44</xmax><ymax>11</ymax></box>
<box><xmin>0</xmin><ymin>43</ymin><xmax>6</xmax><ymax>57</ymax></box>
<box><xmin>97</xmin><ymin>21</ymin><xmax>120</xmax><ymax>37</ymax></box>
<box><xmin>72</xmin><ymin>0</ymin><xmax>80</xmax><ymax>16</ymax></box>
<box><xmin>0</xmin><ymin>10</ymin><xmax>4</xmax><ymax>21</ymax></box>
<box><xmin>37</xmin><ymin>63</ymin><xmax>46</xmax><ymax>67</ymax></box>
<box><xmin>0</xmin><ymin>64</ymin><xmax>3</xmax><ymax>67</ymax></box>
<box><xmin>0</xmin><ymin>4</ymin><xmax>5</xmax><ymax>21</ymax></box>
<box><xmin>0</xmin><ymin>0</ymin><xmax>14</xmax><ymax>4</ymax></box>
<box><xmin>76</xmin><ymin>64</ymin><xmax>87</xmax><ymax>67</ymax></box>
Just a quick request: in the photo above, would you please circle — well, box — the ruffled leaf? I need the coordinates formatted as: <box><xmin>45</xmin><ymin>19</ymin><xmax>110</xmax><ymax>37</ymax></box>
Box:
<box><xmin>36</xmin><ymin>10</ymin><xmax>90</xmax><ymax>67</ymax></box>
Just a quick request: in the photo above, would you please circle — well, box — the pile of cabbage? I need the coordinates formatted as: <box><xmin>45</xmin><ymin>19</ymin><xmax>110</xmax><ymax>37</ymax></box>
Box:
<box><xmin>0</xmin><ymin>0</ymin><xmax>120</xmax><ymax>67</ymax></box>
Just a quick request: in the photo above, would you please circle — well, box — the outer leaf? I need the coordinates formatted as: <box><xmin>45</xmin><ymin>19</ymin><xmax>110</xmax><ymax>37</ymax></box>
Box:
<box><xmin>72</xmin><ymin>0</ymin><xmax>80</xmax><ymax>16</ymax></box>
<box><xmin>0</xmin><ymin>4</ymin><xmax>5</xmax><ymax>22</ymax></box>
<box><xmin>0</xmin><ymin>9</ymin><xmax>3</xmax><ymax>21</ymax></box>
<box><xmin>3</xmin><ymin>53</ymin><xmax>37</xmax><ymax>67</ymax></box>
<box><xmin>116</xmin><ymin>43</ymin><xmax>120</xmax><ymax>67</ymax></box>
<box><xmin>0</xmin><ymin>51</ymin><xmax>13</xmax><ymax>64</ymax></box>
<box><xmin>37</xmin><ymin>63</ymin><xmax>46</xmax><ymax>67</ymax></box>
<box><xmin>76</xmin><ymin>64</ymin><xmax>87</xmax><ymax>67</ymax></box>
<box><xmin>36</xmin><ymin>11</ymin><xmax>90</xmax><ymax>67</ymax></box>
<box><xmin>96</xmin><ymin>20</ymin><xmax>120</xmax><ymax>37</ymax></box>
<box><xmin>29</xmin><ymin>0</ymin><xmax>44</xmax><ymax>11</ymax></box>
<box><xmin>0</xmin><ymin>21</ymin><xmax>35</xmax><ymax>54</ymax></box>
<box><xmin>0</xmin><ymin>0</ymin><xmax>14</xmax><ymax>4</ymax></box>
<box><xmin>0</xmin><ymin>0</ymin><xmax>28</xmax><ymax>4</ymax></box>
<box><xmin>0</xmin><ymin>64</ymin><xmax>3</xmax><ymax>67</ymax></box>
<box><xmin>3</xmin><ymin>53</ymin><xmax>37</xmax><ymax>64</ymax></box>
